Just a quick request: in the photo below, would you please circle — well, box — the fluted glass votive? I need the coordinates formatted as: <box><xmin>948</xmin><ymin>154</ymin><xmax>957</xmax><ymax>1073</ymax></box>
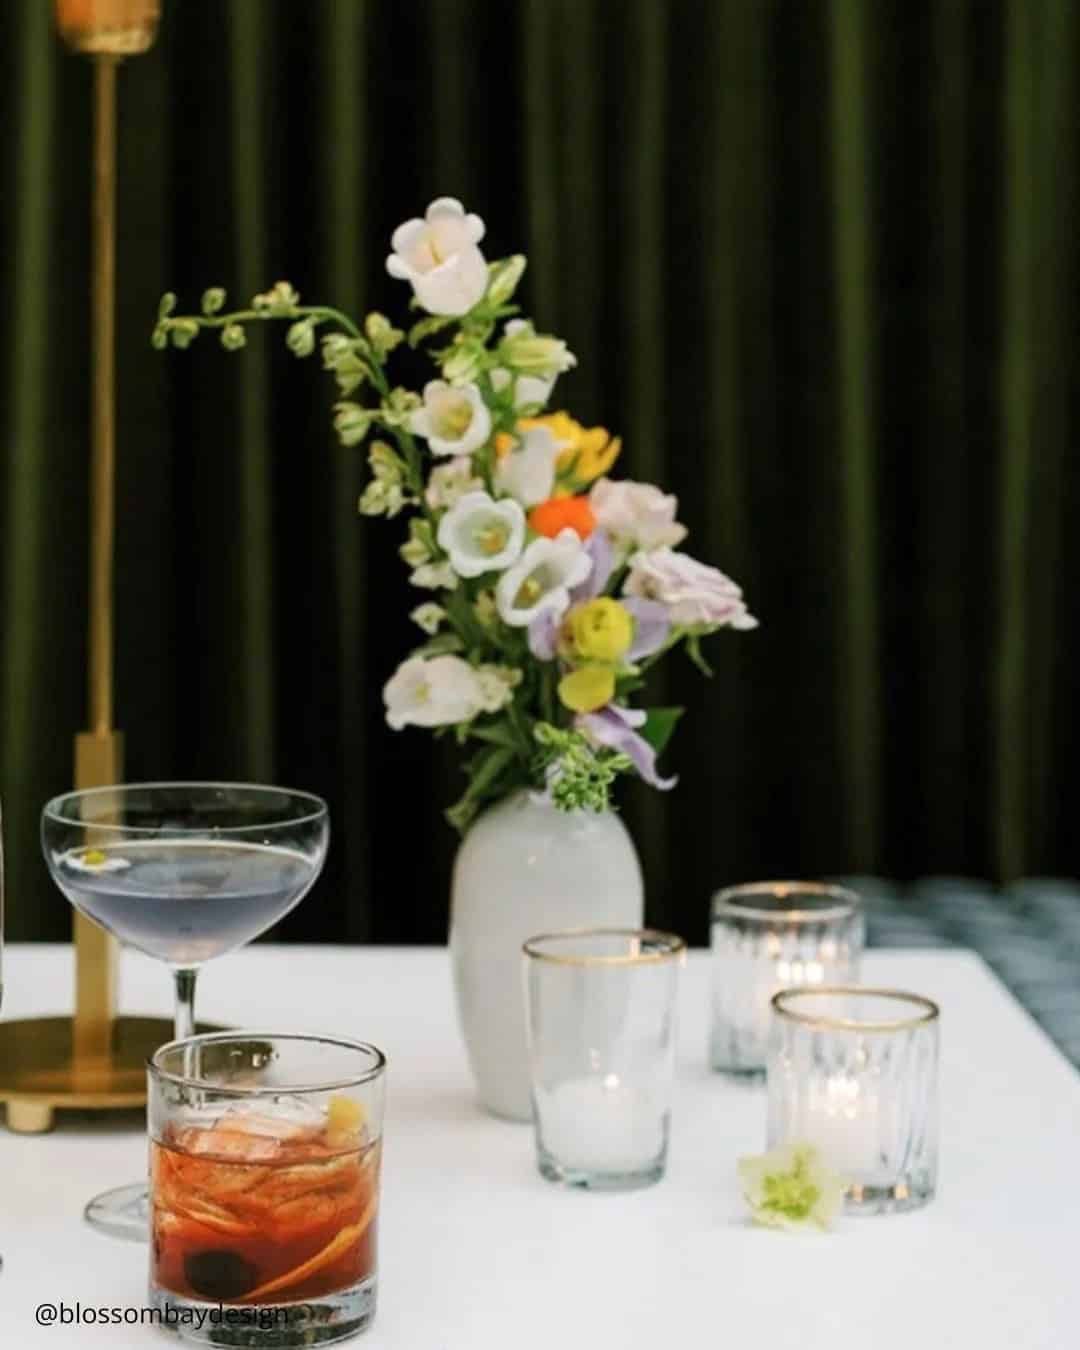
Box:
<box><xmin>710</xmin><ymin>882</ymin><xmax>864</xmax><ymax>1075</ymax></box>
<box><xmin>524</xmin><ymin>929</ymin><xmax>685</xmax><ymax>1191</ymax></box>
<box><xmin>767</xmin><ymin>987</ymin><xmax>940</xmax><ymax>1215</ymax></box>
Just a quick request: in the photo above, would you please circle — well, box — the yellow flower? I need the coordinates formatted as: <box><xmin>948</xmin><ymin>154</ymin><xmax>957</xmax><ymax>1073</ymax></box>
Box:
<box><xmin>520</xmin><ymin>412</ymin><xmax>621</xmax><ymax>491</ymax></box>
<box><xmin>567</xmin><ymin>598</ymin><xmax>634</xmax><ymax>663</ymax></box>
<box><xmin>558</xmin><ymin>665</ymin><xmax>616</xmax><ymax>714</ymax></box>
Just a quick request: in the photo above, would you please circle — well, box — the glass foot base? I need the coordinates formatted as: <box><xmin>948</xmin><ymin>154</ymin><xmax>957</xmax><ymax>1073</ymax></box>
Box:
<box><xmin>537</xmin><ymin>1149</ymin><xmax>665</xmax><ymax>1192</ymax></box>
<box><xmin>844</xmin><ymin>1177</ymin><xmax>935</xmax><ymax>1216</ymax></box>
<box><xmin>85</xmin><ymin>1182</ymin><xmax>149</xmax><ymax>1241</ymax></box>
<box><xmin>150</xmin><ymin>1279</ymin><xmax>376</xmax><ymax>1346</ymax></box>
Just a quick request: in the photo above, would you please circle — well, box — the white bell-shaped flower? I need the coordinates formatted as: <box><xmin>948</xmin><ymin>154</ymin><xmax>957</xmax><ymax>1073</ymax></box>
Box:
<box><xmin>383</xmin><ymin>655</ymin><xmax>483</xmax><ymax>730</ymax></box>
<box><xmin>386</xmin><ymin>198</ymin><xmax>488</xmax><ymax>316</ymax></box>
<box><xmin>495</xmin><ymin>529</ymin><xmax>593</xmax><ymax>628</ymax></box>
<box><xmin>494</xmin><ymin>426</ymin><xmax>560</xmax><ymax>507</ymax></box>
<box><xmin>411</xmin><ymin>380</ymin><xmax>492</xmax><ymax>458</ymax></box>
<box><xmin>437</xmin><ymin>491</ymin><xmax>526</xmax><ymax>579</ymax></box>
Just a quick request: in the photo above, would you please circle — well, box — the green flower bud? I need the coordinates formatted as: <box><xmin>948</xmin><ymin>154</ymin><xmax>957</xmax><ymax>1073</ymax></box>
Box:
<box><xmin>169</xmin><ymin>319</ymin><xmax>200</xmax><ymax>350</ymax></box>
<box><xmin>321</xmin><ymin>334</ymin><xmax>369</xmax><ymax>395</ymax></box>
<box><xmin>157</xmin><ymin>292</ymin><xmax>177</xmax><ymax>321</ymax></box>
<box><xmin>380</xmin><ymin>387</ymin><xmax>422</xmax><ymax>427</ymax></box>
<box><xmin>252</xmin><ymin>280</ymin><xmax>300</xmax><ymax>315</ymax></box>
<box><xmin>441</xmin><ymin>337</ymin><xmax>485</xmax><ymax>385</ymax></box>
<box><xmin>486</xmin><ymin>255</ymin><xmax>527</xmax><ymax>307</ymax></box>
<box><xmin>368</xmin><ymin>438</ymin><xmax>405</xmax><ymax>482</ymax></box>
<box><xmin>364</xmin><ymin>312</ymin><xmax>404</xmax><ymax>360</ymax></box>
<box><xmin>498</xmin><ymin>331</ymin><xmax>577</xmax><ymax>377</ymax></box>
<box><xmin>201</xmin><ymin>287</ymin><xmax>227</xmax><ymax>316</ymax></box>
<box><xmin>400</xmin><ymin>517</ymin><xmax>435</xmax><ymax>567</ymax></box>
<box><xmin>358</xmin><ymin>479</ymin><xmax>391</xmax><ymax>516</ymax></box>
<box><xmin>333</xmin><ymin>401</ymin><xmax>372</xmax><ymax>447</ymax></box>
<box><xmin>220</xmin><ymin>324</ymin><xmax>247</xmax><ymax>351</ymax></box>
<box><xmin>151</xmin><ymin>325</ymin><xmax>168</xmax><ymax>350</ymax></box>
<box><xmin>286</xmin><ymin>318</ymin><xmax>317</xmax><ymax>358</ymax></box>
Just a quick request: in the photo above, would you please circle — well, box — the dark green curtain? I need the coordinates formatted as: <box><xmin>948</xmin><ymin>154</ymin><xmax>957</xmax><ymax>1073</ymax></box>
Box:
<box><xmin>2</xmin><ymin>0</ymin><xmax>1078</xmax><ymax>944</ymax></box>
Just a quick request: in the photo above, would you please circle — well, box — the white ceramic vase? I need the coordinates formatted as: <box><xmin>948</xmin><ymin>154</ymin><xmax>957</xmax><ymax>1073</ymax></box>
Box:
<box><xmin>449</xmin><ymin>790</ymin><xmax>644</xmax><ymax>1121</ymax></box>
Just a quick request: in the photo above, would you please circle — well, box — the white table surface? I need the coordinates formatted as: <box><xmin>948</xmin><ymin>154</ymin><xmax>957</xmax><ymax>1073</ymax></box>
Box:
<box><xmin>1</xmin><ymin>943</ymin><xmax>1078</xmax><ymax>1349</ymax></box>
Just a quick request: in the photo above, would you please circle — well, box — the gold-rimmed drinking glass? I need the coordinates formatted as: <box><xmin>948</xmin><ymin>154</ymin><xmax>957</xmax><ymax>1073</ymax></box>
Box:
<box><xmin>523</xmin><ymin>928</ymin><xmax>686</xmax><ymax>1191</ymax></box>
<box><xmin>710</xmin><ymin>881</ymin><xmax>864</xmax><ymax>1075</ymax></box>
<box><xmin>767</xmin><ymin>986</ymin><xmax>940</xmax><ymax>1214</ymax></box>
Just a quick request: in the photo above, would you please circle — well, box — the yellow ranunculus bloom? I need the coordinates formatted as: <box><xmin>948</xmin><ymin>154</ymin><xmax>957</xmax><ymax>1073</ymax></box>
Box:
<box><xmin>567</xmin><ymin>598</ymin><xmax>634</xmax><ymax>663</ymax></box>
<box><xmin>558</xmin><ymin>665</ymin><xmax>616</xmax><ymax>714</ymax></box>
<box><xmin>519</xmin><ymin>412</ymin><xmax>622</xmax><ymax>491</ymax></box>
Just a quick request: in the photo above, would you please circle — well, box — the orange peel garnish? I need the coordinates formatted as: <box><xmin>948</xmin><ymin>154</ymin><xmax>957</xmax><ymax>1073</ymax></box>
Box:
<box><xmin>242</xmin><ymin>1190</ymin><xmax>378</xmax><ymax>1302</ymax></box>
<box><xmin>326</xmin><ymin>1095</ymin><xmax>366</xmax><ymax>1146</ymax></box>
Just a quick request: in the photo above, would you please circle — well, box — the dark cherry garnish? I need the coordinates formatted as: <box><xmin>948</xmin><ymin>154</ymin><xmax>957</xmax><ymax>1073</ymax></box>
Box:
<box><xmin>183</xmin><ymin>1249</ymin><xmax>258</xmax><ymax>1301</ymax></box>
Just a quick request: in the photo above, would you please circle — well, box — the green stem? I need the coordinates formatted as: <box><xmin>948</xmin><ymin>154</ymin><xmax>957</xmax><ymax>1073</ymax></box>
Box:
<box><xmin>636</xmin><ymin>625</ymin><xmax>690</xmax><ymax>673</ymax></box>
<box><xmin>178</xmin><ymin>304</ymin><xmax>363</xmax><ymax>339</ymax></box>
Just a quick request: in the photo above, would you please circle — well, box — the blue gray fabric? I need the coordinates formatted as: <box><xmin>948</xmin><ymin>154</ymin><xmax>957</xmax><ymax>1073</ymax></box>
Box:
<box><xmin>839</xmin><ymin>877</ymin><xmax>1080</xmax><ymax>1070</ymax></box>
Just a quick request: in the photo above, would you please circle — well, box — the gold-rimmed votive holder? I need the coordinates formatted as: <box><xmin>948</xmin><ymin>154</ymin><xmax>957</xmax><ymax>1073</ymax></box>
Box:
<box><xmin>523</xmin><ymin>929</ymin><xmax>686</xmax><ymax>1191</ymax></box>
<box><xmin>767</xmin><ymin>987</ymin><xmax>940</xmax><ymax>1215</ymax></box>
<box><xmin>709</xmin><ymin>882</ymin><xmax>864</xmax><ymax>1075</ymax></box>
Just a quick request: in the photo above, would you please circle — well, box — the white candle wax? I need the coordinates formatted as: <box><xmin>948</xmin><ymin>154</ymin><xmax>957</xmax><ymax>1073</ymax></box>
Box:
<box><xmin>538</xmin><ymin>1074</ymin><xmax>663</xmax><ymax>1173</ymax></box>
<box><xmin>804</xmin><ymin>1074</ymin><xmax>882</xmax><ymax>1176</ymax></box>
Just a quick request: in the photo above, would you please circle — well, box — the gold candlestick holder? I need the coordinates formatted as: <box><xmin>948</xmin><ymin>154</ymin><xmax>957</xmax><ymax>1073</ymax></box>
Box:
<box><xmin>0</xmin><ymin>0</ymin><xmax>183</xmax><ymax>1133</ymax></box>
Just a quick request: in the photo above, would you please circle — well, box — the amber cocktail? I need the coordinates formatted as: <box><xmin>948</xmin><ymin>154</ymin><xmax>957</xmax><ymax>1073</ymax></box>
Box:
<box><xmin>148</xmin><ymin>1033</ymin><xmax>386</xmax><ymax>1347</ymax></box>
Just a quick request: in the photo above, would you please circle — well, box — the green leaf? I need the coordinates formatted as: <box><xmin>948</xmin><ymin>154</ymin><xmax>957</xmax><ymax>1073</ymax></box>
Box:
<box><xmin>410</xmin><ymin>632</ymin><xmax>465</xmax><ymax>658</ymax></box>
<box><xmin>465</xmin><ymin>721</ymin><xmax>520</xmax><ymax>750</ymax></box>
<box><xmin>640</xmin><ymin>707</ymin><xmax>684</xmax><ymax>754</ymax></box>
<box><xmin>445</xmin><ymin>745</ymin><xmax>516</xmax><ymax>832</ymax></box>
<box><xmin>408</xmin><ymin>314</ymin><xmax>457</xmax><ymax>348</ymax></box>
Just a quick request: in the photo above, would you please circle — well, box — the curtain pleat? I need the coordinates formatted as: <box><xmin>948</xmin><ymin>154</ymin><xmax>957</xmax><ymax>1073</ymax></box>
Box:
<box><xmin>619</xmin><ymin>0</ymin><xmax>670</xmax><ymax>914</ymax></box>
<box><xmin>829</xmin><ymin>0</ymin><xmax>880</xmax><ymax>871</ymax></box>
<box><xmin>2</xmin><ymin>0</ymin><xmax>1080</xmax><ymax>942</ymax></box>
<box><xmin>321</xmin><ymin>0</ymin><xmax>372</xmax><ymax>941</ymax></box>
<box><xmin>1027</xmin><ymin>0</ymin><xmax>1075</xmax><ymax>866</ymax></box>
<box><xmin>521</xmin><ymin>0</ymin><xmax>559</xmax><ymax>321</ymax></box>
<box><xmin>2</xmin><ymin>3</ymin><xmax>55</xmax><ymax>934</ymax></box>
<box><xmin>923</xmin><ymin>0</ymin><xmax>971</xmax><ymax>866</ymax></box>
<box><xmin>996</xmin><ymin>0</ymin><xmax>1036</xmax><ymax>882</ymax></box>
<box><xmin>228</xmin><ymin>0</ymin><xmax>276</xmax><ymax>781</ymax></box>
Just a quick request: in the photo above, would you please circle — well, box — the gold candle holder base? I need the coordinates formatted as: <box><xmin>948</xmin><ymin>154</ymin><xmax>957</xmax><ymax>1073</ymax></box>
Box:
<box><xmin>0</xmin><ymin>1015</ymin><xmax>222</xmax><ymax>1133</ymax></box>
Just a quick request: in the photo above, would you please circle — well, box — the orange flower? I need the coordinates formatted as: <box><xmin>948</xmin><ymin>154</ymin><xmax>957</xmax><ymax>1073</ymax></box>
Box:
<box><xmin>528</xmin><ymin>495</ymin><xmax>596</xmax><ymax>540</ymax></box>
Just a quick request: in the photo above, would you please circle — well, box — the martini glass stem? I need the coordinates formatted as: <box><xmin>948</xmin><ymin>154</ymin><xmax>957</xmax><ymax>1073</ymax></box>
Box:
<box><xmin>172</xmin><ymin>967</ymin><xmax>197</xmax><ymax>1040</ymax></box>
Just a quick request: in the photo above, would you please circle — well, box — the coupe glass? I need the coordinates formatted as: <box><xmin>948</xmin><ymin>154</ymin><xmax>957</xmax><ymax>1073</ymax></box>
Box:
<box><xmin>41</xmin><ymin>782</ymin><xmax>329</xmax><ymax>1240</ymax></box>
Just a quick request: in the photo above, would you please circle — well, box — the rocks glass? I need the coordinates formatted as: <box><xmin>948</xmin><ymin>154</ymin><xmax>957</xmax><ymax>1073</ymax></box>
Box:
<box><xmin>767</xmin><ymin>987</ymin><xmax>940</xmax><ymax>1214</ymax></box>
<box><xmin>149</xmin><ymin>1032</ymin><xmax>386</xmax><ymax>1346</ymax></box>
<box><xmin>710</xmin><ymin>882</ymin><xmax>863</xmax><ymax>1075</ymax></box>
<box><xmin>524</xmin><ymin>929</ymin><xmax>685</xmax><ymax>1191</ymax></box>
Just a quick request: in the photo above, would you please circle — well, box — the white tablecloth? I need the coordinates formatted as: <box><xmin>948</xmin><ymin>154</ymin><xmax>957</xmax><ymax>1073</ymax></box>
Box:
<box><xmin>1</xmin><ymin>944</ymin><xmax>1078</xmax><ymax>1348</ymax></box>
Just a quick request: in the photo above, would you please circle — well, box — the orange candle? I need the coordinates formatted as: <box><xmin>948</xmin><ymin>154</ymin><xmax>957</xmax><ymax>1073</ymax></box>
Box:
<box><xmin>55</xmin><ymin>0</ymin><xmax>160</xmax><ymax>55</ymax></box>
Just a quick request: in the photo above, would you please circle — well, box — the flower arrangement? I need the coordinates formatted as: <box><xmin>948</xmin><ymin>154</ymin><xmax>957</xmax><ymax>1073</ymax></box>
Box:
<box><xmin>154</xmin><ymin>198</ymin><xmax>757</xmax><ymax>830</ymax></box>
